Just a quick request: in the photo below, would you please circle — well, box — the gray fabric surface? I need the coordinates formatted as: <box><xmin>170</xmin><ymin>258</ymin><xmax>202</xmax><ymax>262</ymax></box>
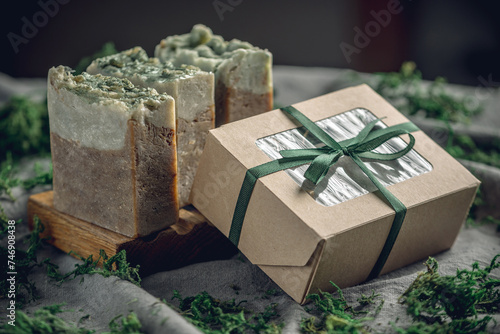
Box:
<box><xmin>1</xmin><ymin>66</ymin><xmax>500</xmax><ymax>333</ymax></box>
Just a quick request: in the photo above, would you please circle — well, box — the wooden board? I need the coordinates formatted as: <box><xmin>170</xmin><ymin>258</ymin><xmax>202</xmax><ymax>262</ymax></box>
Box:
<box><xmin>27</xmin><ymin>191</ymin><xmax>237</xmax><ymax>276</ymax></box>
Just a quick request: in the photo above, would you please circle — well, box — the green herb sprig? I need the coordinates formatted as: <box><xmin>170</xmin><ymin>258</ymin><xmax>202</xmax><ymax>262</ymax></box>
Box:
<box><xmin>465</xmin><ymin>187</ymin><xmax>500</xmax><ymax>230</ymax></box>
<box><xmin>103</xmin><ymin>312</ymin><xmax>143</xmax><ymax>334</ymax></box>
<box><xmin>169</xmin><ymin>290</ymin><xmax>283</xmax><ymax>333</ymax></box>
<box><xmin>0</xmin><ymin>161</ymin><xmax>53</xmax><ymax>239</ymax></box>
<box><xmin>0</xmin><ymin>41</ymin><xmax>120</xmax><ymax>163</ymax></box>
<box><xmin>446</xmin><ymin>133</ymin><xmax>500</xmax><ymax>169</ymax></box>
<box><xmin>300</xmin><ymin>282</ymin><xmax>383</xmax><ymax>333</ymax></box>
<box><xmin>374</xmin><ymin>63</ymin><xmax>500</xmax><ymax>170</ymax></box>
<box><xmin>0</xmin><ymin>304</ymin><xmax>94</xmax><ymax>334</ymax></box>
<box><xmin>373</xmin><ymin>62</ymin><xmax>482</xmax><ymax>123</ymax></box>
<box><xmin>373</xmin><ymin>62</ymin><xmax>500</xmax><ymax>229</ymax></box>
<box><xmin>0</xmin><ymin>216</ymin><xmax>45</xmax><ymax>308</ymax></box>
<box><xmin>45</xmin><ymin>249</ymin><xmax>141</xmax><ymax>287</ymax></box>
<box><xmin>0</xmin><ymin>304</ymin><xmax>144</xmax><ymax>334</ymax></box>
<box><xmin>0</xmin><ymin>161</ymin><xmax>52</xmax><ymax>202</ymax></box>
<box><xmin>0</xmin><ymin>96</ymin><xmax>50</xmax><ymax>162</ymax></box>
<box><xmin>1</xmin><ymin>215</ymin><xmax>141</xmax><ymax>309</ymax></box>
<box><xmin>399</xmin><ymin>254</ymin><xmax>500</xmax><ymax>333</ymax></box>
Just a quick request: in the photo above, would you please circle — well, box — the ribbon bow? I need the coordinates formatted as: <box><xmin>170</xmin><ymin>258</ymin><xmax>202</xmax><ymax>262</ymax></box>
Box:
<box><xmin>229</xmin><ymin>106</ymin><xmax>420</xmax><ymax>280</ymax></box>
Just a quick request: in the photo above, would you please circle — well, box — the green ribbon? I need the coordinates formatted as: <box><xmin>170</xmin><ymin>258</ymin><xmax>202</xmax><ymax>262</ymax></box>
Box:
<box><xmin>229</xmin><ymin>106</ymin><xmax>420</xmax><ymax>280</ymax></box>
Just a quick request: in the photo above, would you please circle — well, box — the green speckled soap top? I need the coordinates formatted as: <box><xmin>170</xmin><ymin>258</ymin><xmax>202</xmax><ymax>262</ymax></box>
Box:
<box><xmin>156</xmin><ymin>24</ymin><xmax>260</xmax><ymax>72</ymax></box>
<box><xmin>89</xmin><ymin>46</ymin><xmax>203</xmax><ymax>83</ymax></box>
<box><xmin>89</xmin><ymin>47</ymin><xmax>148</xmax><ymax>70</ymax></box>
<box><xmin>52</xmin><ymin>66</ymin><xmax>170</xmax><ymax>107</ymax></box>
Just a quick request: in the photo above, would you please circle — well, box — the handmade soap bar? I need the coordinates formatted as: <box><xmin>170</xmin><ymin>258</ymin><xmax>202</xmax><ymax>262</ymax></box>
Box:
<box><xmin>48</xmin><ymin>66</ymin><xmax>178</xmax><ymax>237</ymax></box>
<box><xmin>87</xmin><ymin>47</ymin><xmax>215</xmax><ymax>207</ymax></box>
<box><xmin>190</xmin><ymin>84</ymin><xmax>480</xmax><ymax>304</ymax></box>
<box><xmin>155</xmin><ymin>24</ymin><xmax>273</xmax><ymax>126</ymax></box>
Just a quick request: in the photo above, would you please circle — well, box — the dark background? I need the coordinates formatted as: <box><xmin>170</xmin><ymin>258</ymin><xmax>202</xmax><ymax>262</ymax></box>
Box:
<box><xmin>0</xmin><ymin>0</ymin><xmax>498</xmax><ymax>86</ymax></box>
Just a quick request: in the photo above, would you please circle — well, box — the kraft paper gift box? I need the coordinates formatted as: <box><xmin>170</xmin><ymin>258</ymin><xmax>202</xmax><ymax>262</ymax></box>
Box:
<box><xmin>190</xmin><ymin>84</ymin><xmax>480</xmax><ymax>304</ymax></box>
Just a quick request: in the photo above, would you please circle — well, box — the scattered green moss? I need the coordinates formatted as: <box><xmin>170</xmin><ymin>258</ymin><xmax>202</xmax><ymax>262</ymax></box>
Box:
<box><xmin>0</xmin><ymin>304</ymin><xmax>93</xmax><ymax>334</ymax></box>
<box><xmin>391</xmin><ymin>320</ymin><xmax>455</xmax><ymax>334</ymax></box>
<box><xmin>446</xmin><ymin>132</ymin><xmax>500</xmax><ymax>169</ymax></box>
<box><xmin>1</xmin><ymin>214</ymin><xmax>140</xmax><ymax>309</ymax></box>
<box><xmin>465</xmin><ymin>187</ymin><xmax>500</xmax><ymax>230</ymax></box>
<box><xmin>301</xmin><ymin>315</ymin><xmax>370</xmax><ymax>334</ymax></box>
<box><xmin>0</xmin><ymin>163</ymin><xmax>19</xmax><ymax>201</ymax></box>
<box><xmin>0</xmin><ymin>304</ymin><xmax>144</xmax><ymax>334</ymax></box>
<box><xmin>45</xmin><ymin>249</ymin><xmax>141</xmax><ymax>287</ymax></box>
<box><xmin>0</xmin><ymin>161</ymin><xmax>53</xmax><ymax>242</ymax></box>
<box><xmin>356</xmin><ymin>290</ymin><xmax>379</xmax><ymax>308</ymax></box>
<box><xmin>399</xmin><ymin>255</ymin><xmax>500</xmax><ymax>333</ymax></box>
<box><xmin>21</xmin><ymin>162</ymin><xmax>53</xmax><ymax>190</ymax></box>
<box><xmin>0</xmin><ymin>96</ymin><xmax>50</xmax><ymax>162</ymax></box>
<box><xmin>103</xmin><ymin>312</ymin><xmax>143</xmax><ymax>334</ymax></box>
<box><xmin>0</xmin><ymin>206</ymin><xmax>10</xmax><ymax>236</ymax></box>
<box><xmin>262</xmin><ymin>289</ymin><xmax>281</xmax><ymax>300</ymax></box>
<box><xmin>90</xmin><ymin>46</ymin><xmax>203</xmax><ymax>84</ymax></box>
<box><xmin>300</xmin><ymin>282</ymin><xmax>383</xmax><ymax>333</ymax></box>
<box><xmin>373</xmin><ymin>61</ymin><xmax>482</xmax><ymax>123</ymax></box>
<box><xmin>472</xmin><ymin>215</ymin><xmax>500</xmax><ymax>231</ymax></box>
<box><xmin>0</xmin><ymin>161</ymin><xmax>52</xmax><ymax>202</ymax></box>
<box><xmin>74</xmin><ymin>42</ymin><xmax>118</xmax><ymax>75</ymax></box>
<box><xmin>169</xmin><ymin>290</ymin><xmax>283</xmax><ymax>333</ymax></box>
<box><xmin>301</xmin><ymin>254</ymin><xmax>500</xmax><ymax>334</ymax></box>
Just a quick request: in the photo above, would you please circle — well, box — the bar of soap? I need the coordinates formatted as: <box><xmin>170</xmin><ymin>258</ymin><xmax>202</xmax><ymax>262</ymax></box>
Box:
<box><xmin>87</xmin><ymin>47</ymin><xmax>215</xmax><ymax>207</ymax></box>
<box><xmin>47</xmin><ymin>66</ymin><xmax>178</xmax><ymax>237</ymax></box>
<box><xmin>154</xmin><ymin>24</ymin><xmax>273</xmax><ymax>126</ymax></box>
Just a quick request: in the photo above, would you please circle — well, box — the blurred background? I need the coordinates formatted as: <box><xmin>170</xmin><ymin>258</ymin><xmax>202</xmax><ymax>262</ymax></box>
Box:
<box><xmin>0</xmin><ymin>0</ymin><xmax>498</xmax><ymax>86</ymax></box>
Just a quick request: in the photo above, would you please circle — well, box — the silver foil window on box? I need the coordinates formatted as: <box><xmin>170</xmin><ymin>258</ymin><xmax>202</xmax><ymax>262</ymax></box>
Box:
<box><xmin>255</xmin><ymin>108</ymin><xmax>433</xmax><ymax>207</ymax></box>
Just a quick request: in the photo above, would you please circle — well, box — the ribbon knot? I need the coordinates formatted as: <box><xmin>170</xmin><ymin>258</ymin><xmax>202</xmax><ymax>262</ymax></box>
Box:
<box><xmin>278</xmin><ymin>113</ymin><xmax>416</xmax><ymax>187</ymax></box>
<box><xmin>228</xmin><ymin>106</ymin><xmax>420</xmax><ymax>280</ymax></box>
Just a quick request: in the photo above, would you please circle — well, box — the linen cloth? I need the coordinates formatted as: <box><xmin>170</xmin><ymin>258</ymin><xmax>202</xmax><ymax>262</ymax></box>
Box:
<box><xmin>1</xmin><ymin>66</ymin><xmax>499</xmax><ymax>333</ymax></box>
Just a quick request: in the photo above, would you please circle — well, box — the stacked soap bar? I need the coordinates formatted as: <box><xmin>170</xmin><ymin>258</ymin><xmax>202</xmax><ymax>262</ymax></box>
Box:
<box><xmin>87</xmin><ymin>47</ymin><xmax>215</xmax><ymax>207</ymax></box>
<box><xmin>48</xmin><ymin>25</ymin><xmax>271</xmax><ymax>239</ymax></box>
<box><xmin>48</xmin><ymin>66</ymin><xmax>178</xmax><ymax>237</ymax></box>
<box><xmin>155</xmin><ymin>24</ymin><xmax>273</xmax><ymax>126</ymax></box>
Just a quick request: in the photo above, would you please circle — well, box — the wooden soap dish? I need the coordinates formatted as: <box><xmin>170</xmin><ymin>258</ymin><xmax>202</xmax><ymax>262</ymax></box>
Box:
<box><xmin>27</xmin><ymin>191</ymin><xmax>237</xmax><ymax>276</ymax></box>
